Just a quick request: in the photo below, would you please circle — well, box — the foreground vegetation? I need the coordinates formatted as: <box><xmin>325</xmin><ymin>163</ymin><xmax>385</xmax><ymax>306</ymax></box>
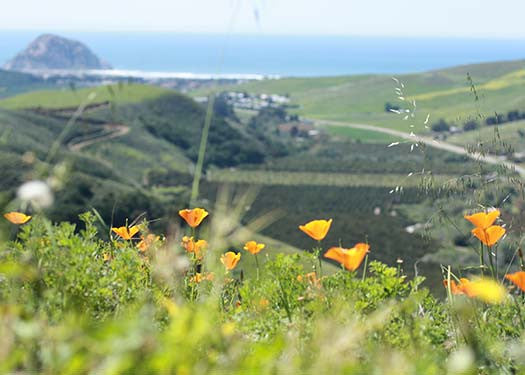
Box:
<box><xmin>1</xmin><ymin>205</ymin><xmax>525</xmax><ymax>374</ymax></box>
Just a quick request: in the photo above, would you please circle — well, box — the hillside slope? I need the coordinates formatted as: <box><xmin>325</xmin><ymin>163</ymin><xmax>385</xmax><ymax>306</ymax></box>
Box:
<box><xmin>0</xmin><ymin>85</ymin><xmax>275</xmax><ymax>228</ymax></box>
<box><xmin>0</xmin><ymin>83</ymin><xmax>170</xmax><ymax>109</ymax></box>
<box><xmin>0</xmin><ymin>69</ymin><xmax>53</xmax><ymax>98</ymax></box>
<box><xmin>193</xmin><ymin>59</ymin><xmax>525</xmax><ymax>133</ymax></box>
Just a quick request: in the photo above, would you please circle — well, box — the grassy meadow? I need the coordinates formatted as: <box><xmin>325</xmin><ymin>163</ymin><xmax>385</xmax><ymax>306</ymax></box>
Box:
<box><xmin>0</xmin><ymin>83</ymin><xmax>171</xmax><ymax>109</ymax></box>
<box><xmin>193</xmin><ymin>59</ymin><xmax>525</xmax><ymax>138</ymax></box>
<box><xmin>1</xmin><ymin>58</ymin><xmax>525</xmax><ymax>372</ymax></box>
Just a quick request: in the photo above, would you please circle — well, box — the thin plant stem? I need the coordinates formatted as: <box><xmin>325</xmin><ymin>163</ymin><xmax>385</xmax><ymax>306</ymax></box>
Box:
<box><xmin>479</xmin><ymin>242</ymin><xmax>485</xmax><ymax>276</ymax></box>
<box><xmin>190</xmin><ymin>93</ymin><xmax>215</xmax><ymax>206</ymax></box>
<box><xmin>513</xmin><ymin>293</ymin><xmax>525</xmax><ymax>331</ymax></box>
<box><xmin>189</xmin><ymin>1</ymin><xmax>241</xmax><ymax>206</ymax></box>
<box><xmin>277</xmin><ymin>278</ymin><xmax>292</xmax><ymax>323</ymax></box>
<box><xmin>362</xmin><ymin>254</ymin><xmax>369</xmax><ymax>282</ymax></box>
<box><xmin>316</xmin><ymin>241</ymin><xmax>324</xmax><ymax>277</ymax></box>
<box><xmin>44</xmin><ymin>94</ymin><xmax>95</xmax><ymax>167</ymax></box>
<box><xmin>488</xmin><ymin>246</ymin><xmax>495</xmax><ymax>278</ymax></box>
<box><xmin>254</xmin><ymin>253</ymin><xmax>260</xmax><ymax>280</ymax></box>
<box><xmin>445</xmin><ymin>266</ymin><xmax>453</xmax><ymax>302</ymax></box>
<box><xmin>495</xmin><ymin>245</ymin><xmax>499</xmax><ymax>279</ymax></box>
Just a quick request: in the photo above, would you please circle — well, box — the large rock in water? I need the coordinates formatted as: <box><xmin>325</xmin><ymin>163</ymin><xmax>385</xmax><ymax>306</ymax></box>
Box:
<box><xmin>3</xmin><ymin>34</ymin><xmax>112</xmax><ymax>71</ymax></box>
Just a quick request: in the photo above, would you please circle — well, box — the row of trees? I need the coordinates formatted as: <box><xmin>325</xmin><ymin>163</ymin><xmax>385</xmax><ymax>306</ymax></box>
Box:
<box><xmin>431</xmin><ymin>109</ymin><xmax>525</xmax><ymax>133</ymax></box>
<box><xmin>386</xmin><ymin>102</ymin><xmax>524</xmax><ymax>133</ymax></box>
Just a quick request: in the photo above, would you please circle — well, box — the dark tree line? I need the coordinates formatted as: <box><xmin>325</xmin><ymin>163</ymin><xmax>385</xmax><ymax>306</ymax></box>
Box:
<box><xmin>430</xmin><ymin>109</ymin><xmax>525</xmax><ymax>133</ymax></box>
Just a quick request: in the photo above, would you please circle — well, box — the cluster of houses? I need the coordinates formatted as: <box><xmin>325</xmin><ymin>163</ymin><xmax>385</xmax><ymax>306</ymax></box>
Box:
<box><xmin>222</xmin><ymin>91</ymin><xmax>290</xmax><ymax>110</ymax></box>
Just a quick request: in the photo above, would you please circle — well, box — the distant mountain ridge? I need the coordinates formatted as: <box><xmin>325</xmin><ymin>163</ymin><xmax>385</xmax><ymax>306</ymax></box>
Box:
<box><xmin>3</xmin><ymin>34</ymin><xmax>111</xmax><ymax>71</ymax></box>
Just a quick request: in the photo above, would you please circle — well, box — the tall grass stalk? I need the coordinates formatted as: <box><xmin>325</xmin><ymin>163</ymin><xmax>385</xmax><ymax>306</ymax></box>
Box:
<box><xmin>190</xmin><ymin>93</ymin><xmax>216</xmax><ymax>206</ymax></box>
<box><xmin>44</xmin><ymin>93</ymin><xmax>95</xmax><ymax>167</ymax></box>
<box><xmin>189</xmin><ymin>1</ymin><xmax>241</xmax><ymax>206</ymax></box>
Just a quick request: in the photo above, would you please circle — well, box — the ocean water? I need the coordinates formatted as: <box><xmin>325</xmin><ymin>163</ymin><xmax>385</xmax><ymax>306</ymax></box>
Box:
<box><xmin>0</xmin><ymin>31</ymin><xmax>524</xmax><ymax>77</ymax></box>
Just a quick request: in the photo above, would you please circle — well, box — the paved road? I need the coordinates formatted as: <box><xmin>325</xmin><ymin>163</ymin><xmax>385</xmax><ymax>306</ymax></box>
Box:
<box><xmin>316</xmin><ymin>120</ymin><xmax>525</xmax><ymax>177</ymax></box>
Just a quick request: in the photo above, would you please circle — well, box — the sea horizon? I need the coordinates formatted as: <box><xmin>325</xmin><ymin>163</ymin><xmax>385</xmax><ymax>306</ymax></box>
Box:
<box><xmin>1</xmin><ymin>31</ymin><xmax>524</xmax><ymax>78</ymax></box>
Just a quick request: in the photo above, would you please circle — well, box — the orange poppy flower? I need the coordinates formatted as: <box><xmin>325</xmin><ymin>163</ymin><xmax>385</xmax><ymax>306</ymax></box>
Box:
<box><xmin>181</xmin><ymin>236</ymin><xmax>208</xmax><ymax>259</ymax></box>
<box><xmin>297</xmin><ymin>271</ymin><xmax>321</xmax><ymax>288</ymax></box>
<box><xmin>324</xmin><ymin>243</ymin><xmax>370</xmax><ymax>271</ymax></box>
<box><xmin>443</xmin><ymin>277</ymin><xmax>506</xmax><ymax>303</ymax></box>
<box><xmin>179</xmin><ymin>208</ymin><xmax>209</xmax><ymax>228</ymax></box>
<box><xmin>299</xmin><ymin>219</ymin><xmax>332</xmax><ymax>241</ymax></box>
<box><xmin>243</xmin><ymin>241</ymin><xmax>265</xmax><ymax>255</ymax></box>
<box><xmin>137</xmin><ymin>234</ymin><xmax>160</xmax><ymax>252</ymax></box>
<box><xmin>464</xmin><ymin>210</ymin><xmax>500</xmax><ymax>229</ymax></box>
<box><xmin>191</xmin><ymin>272</ymin><xmax>215</xmax><ymax>283</ymax></box>
<box><xmin>471</xmin><ymin>226</ymin><xmax>505</xmax><ymax>247</ymax></box>
<box><xmin>505</xmin><ymin>271</ymin><xmax>525</xmax><ymax>292</ymax></box>
<box><xmin>461</xmin><ymin>278</ymin><xmax>507</xmax><ymax>304</ymax></box>
<box><xmin>111</xmin><ymin>225</ymin><xmax>140</xmax><ymax>240</ymax></box>
<box><xmin>220</xmin><ymin>251</ymin><xmax>241</xmax><ymax>271</ymax></box>
<box><xmin>3</xmin><ymin>212</ymin><xmax>32</xmax><ymax>225</ymax></box>
<box><xmin>443</xmin><ymin>278</ymin><xmax>470</xmax><ymax>295</ymax></box>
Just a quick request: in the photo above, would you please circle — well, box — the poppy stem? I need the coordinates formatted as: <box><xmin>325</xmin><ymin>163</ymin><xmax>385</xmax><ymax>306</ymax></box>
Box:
<box><xmin>488</xmin><ymin>246</ymin><xmax>495</xmax><ymax>278</ymax></box>
<box><xmin>479</xmin><ymin>243</ymin><xmax>485</xmax><ymax>276</ymax></box>
<box><xmin>495</xmin><ymin>245</ymin><xmax>498</xmax><ymax>279</ymax></box>
<box><xmin>254</xmin><ymin>254</ymin><xmax>260</xmax><ymax>280</ymax></box>
<box><xmin>313</xmin><ymin>244</ymin><xmax>323</xmax><ymax>278</ymax></box>
<box><xmin>518</xmin><ymin>248</ymin><xmax>525</xmax><ymax>271</ymax></box>
<box><xmin>277</xmin><ymin>278</ymin><xmax>292</xmax><ymax>323</ymax></box>
<box><xmin>361</xmin><ymin>254</ymin><xmax>369</xmax><ymax>282</ymax></box>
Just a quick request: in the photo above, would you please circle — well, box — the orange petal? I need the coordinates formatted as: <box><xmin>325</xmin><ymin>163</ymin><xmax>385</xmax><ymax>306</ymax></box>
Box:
<box><xmin>179</xmin><ymin>208</ymin><xmax>209</xmax><ymax>228</ymax></box>
<box><xmin>443</xmin><ymin>279</ymin><xmax>462</xmax><ymax>295</ymax></box>
<box><xmin>221</xmin><ymin>251</ymin><xmax>241</xmax><ymax>271</ymax></box>
<box><xmin>243</xmin><ymin>241</ymin><xmax>265</xmax><ymax>255</ymax></box>
<box><xmin>324</xmin><ymin>247</ymin><xmax>347</xmax><ymax>265</ymax></box>
<box><xmin>505</xmin><ymin>271</ymin><xmax>525</xmax><ymax>292</ymax></box>
<box><xmin>128</xmin><ymin>225</ymin><xmax>140</xmax><ymax>238</ymax></box>
<box><xmin>472</xmin><ymin>226</ymin><xmax>505</xmax><ymax>247</ymax></box>
<box><xmin>343</xmin><ymin>243</ymin><xmax>369</xmax><ymax>271</ymax></box>
<box><xmin>464</xmin><ymin>210</ymin><xmax>500</xmax><ymax>229</ymax></box>
<box><xmin>3</xmin><ymin>212</ymin><xmax>32</xmax><ymax>225</ymax></box>
<box><xmin>299</xmin><ymin>219</ymin><xmax>332</xmax><ymax>241</ymax></box>
<box><xmin>112</xmin><ymin>226</ymin><xmax>130</xmax><ymax>239</ymax></box>
<box><xmin>194</xmin><ymin>239</ymin><xmax>208</xmax><ymax>259</ymax></box>
<box><xmin>325</xmin><ymin>243</ymin><xmax>369</xmax><ymax>272</ymax></box>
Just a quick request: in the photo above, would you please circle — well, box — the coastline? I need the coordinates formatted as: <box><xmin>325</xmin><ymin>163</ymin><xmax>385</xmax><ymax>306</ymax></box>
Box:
<box><xmin>13</xmin><ymin>68</ymin><xmax>280</xmax><ymax>81</ymax></box>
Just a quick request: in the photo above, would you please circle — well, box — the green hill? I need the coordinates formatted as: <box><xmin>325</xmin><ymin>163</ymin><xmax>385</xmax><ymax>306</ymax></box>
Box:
<box><xmin>0</xmin><ymin>69</ymin><xmax>54</xmax><ymax>99</ymax></box>
<box><xmin>0</xmin><ymin>83</ymin><xmax>171</xmax><ymax>109</ymax></box>
<box><xmin>0</xmin><ymin>85</ymin><xmax>276</xmax><ymax>230</ymax></box>
<box><xmin>192</xmin><ymin>59</ymin><xmax>525</xmax><ymax>134</ymax></box>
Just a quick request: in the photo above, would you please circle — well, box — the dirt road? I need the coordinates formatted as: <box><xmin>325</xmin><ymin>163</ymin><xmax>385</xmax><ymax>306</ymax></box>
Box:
<box><xmin>67</xmin><ymin>124</ymin><xmax>130</xmax><ymax>152</ymax></box>
<box><xmin>316</xmin><ymin>120</ymin><xmax>525</xmax><ymax>177</ymax></box>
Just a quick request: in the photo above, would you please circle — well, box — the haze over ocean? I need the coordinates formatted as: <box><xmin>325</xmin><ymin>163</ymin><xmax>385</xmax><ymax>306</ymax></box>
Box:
<box><xmin>0</xmin><ymin>31</ymin><xmax>524</xmax><ymax>77</ymax></box>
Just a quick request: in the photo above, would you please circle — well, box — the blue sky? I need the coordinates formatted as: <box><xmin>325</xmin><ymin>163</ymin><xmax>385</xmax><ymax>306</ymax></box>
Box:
<box><xmin>2</xmin><ymin>0</ymin><xmax>525</xmax><ymax>38</ymax></box>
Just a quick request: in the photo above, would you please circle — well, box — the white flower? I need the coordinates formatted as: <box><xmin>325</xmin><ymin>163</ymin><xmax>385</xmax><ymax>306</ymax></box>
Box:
<box><xmin>17</xmin><ymin>180</ymin><xmax>54</xmax><ymax>209</ymax></box>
